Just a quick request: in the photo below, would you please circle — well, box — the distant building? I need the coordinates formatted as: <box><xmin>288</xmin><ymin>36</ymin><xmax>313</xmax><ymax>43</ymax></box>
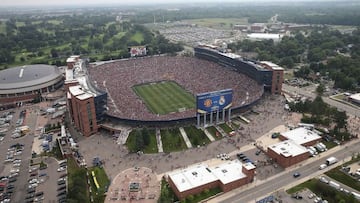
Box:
<box><xmin>267</xmin><ymin>140</ymin><xmax>309</xmax><ymax>168</ymax></box>
<box><xmin>247</xmin><ymin>33</ymin><xmax>283</xmax><ymax>42</ymax></box>
<box><xmin>65</xmin><ymin>56</ymin><xmax>107</xmax><ymax>137</ymax></box>
<box><xmin>167</xmin><ymin>160</ymin><xmax>255</xmax><ymax>200</ymax></box>
<box><xmin>250</xmin><ymin>23</ymin><xmax>266</xmax><ymax>33</ymax></box>
<box><xmin>349</xmin><ymin>93</ymin><xmax>360</xmax><ymax>105</ymax></box>
<box><xmin>279</xmin><ymin>127</ymin><xmax>322</xmax><ymax>147</ymax></box>
<box><xmin>233</xmin><ymin>24</ymin><xmax>248</xmax><ymax>31</ymax></box>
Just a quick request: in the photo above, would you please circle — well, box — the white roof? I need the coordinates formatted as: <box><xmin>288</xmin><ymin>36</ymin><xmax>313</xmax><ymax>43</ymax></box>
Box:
<box><xmin>65</xmin><ymin>68</ymin><xmax>74</xmax><ymax>81</ymax></box>
<box><xmin>281</xmin><ymin>127</ymin><xmax>321</xmax><ymax>145</ymax></box>
<box><xmin>268</xmin><ymin>140</ymin><xmax>308</xmax><ymax>157</ymax></box>
<box><xmin>350</xmin><ymin>93</ymin><xmax>360</xmax><ymax>102</ymax></box>
<box><xmin>220</xmin><ymin>52</ymin><xmax>242</xmax><ymax>59</ymax></box>
<box><xmin>168</xmin><ymin>164</ymin><xmax>218</xmax><ymax>192</ymax></box>
<box><xmin>247</xmin><ymin>33</ymin><xmax>283</xmax><ymax>40</ymax></box>
<box><xmin>77</xmin><ymin>93</ymin><xmax>93</xmax><ymax>100</ymax></box>
<box><xmin>69</xmin><ymin>85</ymin><xmax>94</xmax><ymax>100</ymax></box>
<box><xmin>210</xmin><ymin>160</ymin><xmax>247</xmax><ymax>184</ymax></box>
<box><xmin>261</xmin><ymin>61</ymin><xmax>284</xmax><ymax>70</ymax></box>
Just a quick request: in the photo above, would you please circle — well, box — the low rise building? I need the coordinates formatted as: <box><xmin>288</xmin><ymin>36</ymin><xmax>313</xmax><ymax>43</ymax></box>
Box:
<box><xmin>267</xmin><ymin>140</ymin><xmax>309</xmax><ymax>168</ymax></box>
<box><xmin>167</xmin><ymin>160</ymin><xmax>255</xmax><ymax>200</ymax></box>
<box><xmin>279</xmin><ymin>127</ymin><xmax>322</xmax><ymax>147</ymax></box>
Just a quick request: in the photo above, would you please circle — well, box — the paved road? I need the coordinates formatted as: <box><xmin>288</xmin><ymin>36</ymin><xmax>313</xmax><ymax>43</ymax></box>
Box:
<box><xmin>210</xmin><ymin>139</ymin><xmax>360</xmax><ymax>203</ymax></box>
<box><xmin>283</xmin><ymin>84</ymin><xmax>360</xmax><ymax>117</ymax></box>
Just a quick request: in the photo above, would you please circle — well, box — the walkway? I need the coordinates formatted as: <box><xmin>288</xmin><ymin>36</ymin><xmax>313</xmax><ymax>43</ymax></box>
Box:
<box><xmin>155</xmin><ymin>129</ymin><xmax>163</xmax><ymax>153</ymax></box>
<box><xmin>215</xmin><ymin>125</ymin><xmax>227</xmax><ymax>137</ymax></box>
<box><xmin>179</xmin><ymin>127</ymin><xmax>192</xmax><ymax>148</ymax></box>
<box><xmin>203</xmin><ymin>128</ymin><xmax>215</xmax><ymax>142</ymax></box>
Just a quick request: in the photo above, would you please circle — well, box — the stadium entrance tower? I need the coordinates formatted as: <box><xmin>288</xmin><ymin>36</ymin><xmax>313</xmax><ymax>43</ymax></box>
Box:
<box><xmin>196</xmin><ymin>89</ymin><xmax>233</xmax><ymax>128</ymax></box>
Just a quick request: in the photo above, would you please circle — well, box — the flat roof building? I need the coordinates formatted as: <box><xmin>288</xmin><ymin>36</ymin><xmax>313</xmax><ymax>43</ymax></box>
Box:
<box><xmin>267</xmin><ymin>140</ymin><xmax>309</xmax><ymax>168</ymax></box>
<box><xmin>349</xmin><ymin>93</ymin><xmax>360</xmax><ymax>105</ymax></box>
<box><xmin>167</xmin><ymin>160</ymin><xmax>255</xmax><ymax>200</ymax></box>
<box><xmin>279</xmin><ymin>127</ymin><xmax>322</xmax><ymax>147</ymax></box>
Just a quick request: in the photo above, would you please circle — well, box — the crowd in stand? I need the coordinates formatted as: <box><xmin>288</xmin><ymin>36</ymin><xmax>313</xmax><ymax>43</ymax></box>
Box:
<box><xmin>88</xmin><ymin>56</ymin><xmax>264</xmax><ymax>121</ymax></box>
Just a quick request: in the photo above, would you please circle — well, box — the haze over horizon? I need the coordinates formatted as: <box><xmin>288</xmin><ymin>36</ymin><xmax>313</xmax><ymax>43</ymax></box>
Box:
<box><xmin>0</xmin><ymin>0</ymin><xmax>343</xmax><ymax>7</ymax></box>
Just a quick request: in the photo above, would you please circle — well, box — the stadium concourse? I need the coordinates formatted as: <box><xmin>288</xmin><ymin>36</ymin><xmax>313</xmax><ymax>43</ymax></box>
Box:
<box><xmin>88</xmin><ymin>56</ymin><xmax>263</xmax><ymax>121</ymax></box>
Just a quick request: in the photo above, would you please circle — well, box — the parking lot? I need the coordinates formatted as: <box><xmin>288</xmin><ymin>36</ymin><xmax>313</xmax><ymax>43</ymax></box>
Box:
<box><xmin>0</xmin><ymin>100</ymin><xmax>66</xmax><ymax>203</ymax></box>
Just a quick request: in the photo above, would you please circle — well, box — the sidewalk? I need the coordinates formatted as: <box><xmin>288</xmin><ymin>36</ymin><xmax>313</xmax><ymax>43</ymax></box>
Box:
<box><xmin>179</xmin><ymin>127</ymin><xmax>192</xmax><ymax>148</ymax></box>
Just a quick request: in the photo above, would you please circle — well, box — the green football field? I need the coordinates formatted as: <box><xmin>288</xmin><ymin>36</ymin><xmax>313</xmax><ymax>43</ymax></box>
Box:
<box><xmin>132</xmin><ymin>81</ymin><xmax>195</xmax><ymax>115</ymax></box>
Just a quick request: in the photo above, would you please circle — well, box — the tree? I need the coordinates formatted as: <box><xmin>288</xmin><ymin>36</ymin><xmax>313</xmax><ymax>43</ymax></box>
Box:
<box><xmin>316</xmin><ymin>83</ymin><xmax>325</xmax><ymax>96</ymax></box>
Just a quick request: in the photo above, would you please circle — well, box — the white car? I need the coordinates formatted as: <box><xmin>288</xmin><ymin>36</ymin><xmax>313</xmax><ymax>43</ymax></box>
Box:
<box><xmin>29</xmin><ymin>178</ymin><xmax>39</xmax><ymax>184</ymax></box>
<box><xmin>13</xmin><ymin>163</ymin><xmax>21</xmax><ymax>167</ymax></box>
<box><xmin>28</xmin><ymin>183</ymin><xmax>38</xmax><ymax>189</ymax></box>
<box><xmin>57</xmin><ymin>167</ymin><xmax>66</xmax><ymax>172</ymax></box>
<box><xmin>13</xmin><ymin>159</ymin><xmax>21</xmax><ymax>164</ymax></box>
<box><xmin>9</xmin><ymin>172</ymin><xmax>19</xmax><ymax>178</ymax></box>
<box><xmin>10</xmin><ymin>168</ymin><xmax>19</xmax><ymax>173</ymax></box>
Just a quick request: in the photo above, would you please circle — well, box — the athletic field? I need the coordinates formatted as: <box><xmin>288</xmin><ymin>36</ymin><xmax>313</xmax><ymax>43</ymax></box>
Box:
<box><xmin>132</xmin><ymin>81</ymin><xmax>195</xmax><ymax>115</ymax></box>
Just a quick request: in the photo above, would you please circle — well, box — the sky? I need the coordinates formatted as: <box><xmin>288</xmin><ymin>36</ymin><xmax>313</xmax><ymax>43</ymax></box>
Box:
<box><xmin>0</xmin><ymin>0</ymin><xmax>334</xmax><ymax>7</ymax></box>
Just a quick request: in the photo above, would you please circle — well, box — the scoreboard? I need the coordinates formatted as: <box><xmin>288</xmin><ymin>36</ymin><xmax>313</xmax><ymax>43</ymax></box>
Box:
<box><xmin>196</xmin><ymin>89</ymin><xmax>233</xmax><ymax>114</ymax></box>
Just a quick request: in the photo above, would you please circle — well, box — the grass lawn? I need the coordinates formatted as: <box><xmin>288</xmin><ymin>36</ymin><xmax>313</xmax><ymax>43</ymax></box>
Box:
<box><xmin>206</xmin><ymin>126</ymin><xmax>222</xmax><ymax>140</ymax></box>
<box><xmin>88</xmin><ymin>166</ymin><xmax>110</xmax><ymax>203</ymax></box>
<box><xmin>133</xmin><ymin>81</ymin><xmax>195</xmax><ymax>115</ymax></box>
<box><xmin>161</xmin><ymin>128</ymin><xmax>188</xmax><ymax>152</ymax></box>
<box><xmin>143</xmin><ymin>129</ymin><xmax>158</xmax><ymax>153</ymax></box>
<box><xmin>15</xmin><ymin>21</ymin><xmax>25</xmax><ymax>27</ymax></box>
<box><xmin>130</xmin><ymin>31</ymin><xmax>144</xmax><ymax>43</ymax></box>
<box><xmin>325</xmin><ymin>166</ymin><xmax>360</xmax><ymax>191</ymax></box>
<box><xmin>184</xmin><ymin>126</ymin><xmax>210</xmax><ymax>146</ymax></box>
<box><xmin>185</xmin><ymin>18</ymin><xmax>248</xmax><ymax>29</ymax></box>
<box><xmin>322</xmin><ymin>140</ymin><xmax>338</xmax><ymax>149</ymax></box>
<box><xmin>334</xmin><ymin>94</ymin><xmax>346</xmax><ymax>100</ymax></box>
<box><xmin>287</xmin><ymin>179</ymin><xmax>359</xmax><ymax>203</ymax></box>
<box><xmin>67</xmin><ymin>157</ymin><xmax>90</xmax><ymax>203</ymax></box>
<box><xmin>219</xmin><ymin>123</ymin><xmax>233</xmax><ymax>134</ymax></box>
<box><xmin>47</xmin><ymin>19</ymin><xmax>63</xmax><ymax>25</ymax></box>
<box><xmin>126</xmin><ymin>129</ymin><xmax>158</xmax><ymax>153</ymax></box>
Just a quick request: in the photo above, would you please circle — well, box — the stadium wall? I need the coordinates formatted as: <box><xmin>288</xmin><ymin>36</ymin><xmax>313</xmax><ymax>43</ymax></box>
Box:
<box><xmin>101</xmin><ymin>94</ymin><xmax>263</xmax><ymax>129</ymax></box>
<box><xmin>194</xmin><ymin>47</ymin><xmax>273</xmax><ymax>88</ymax></box>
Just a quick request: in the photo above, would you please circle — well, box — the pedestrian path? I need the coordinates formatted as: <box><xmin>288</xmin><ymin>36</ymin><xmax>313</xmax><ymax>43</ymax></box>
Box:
<box><xmin>215</xmin><ymin>125</ymin><xmax>227</xmax><ymax>137</ymax></box>
<box><xmin>203</xmin><ymin>128</ymin><xmax>215</xmax><ymax>142</ymax></box>
<box><xmin>156</xmin><ymin>128</ymin><xmax>164</xmax><ymax>153</ymax></box>
<box><xmin>179</xmin><ymin>127</ymin><xmax>192</xmax><ymax>148</ymax></box>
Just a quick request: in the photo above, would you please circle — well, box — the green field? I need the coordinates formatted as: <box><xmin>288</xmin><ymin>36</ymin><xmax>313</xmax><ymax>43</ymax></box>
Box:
<box><xmin>132</xmin><ymin>81</ymin><xmax>195</xmax><ymax>115</ymax></box>
<box><xmin>131</xmin><ymin>31</ymin><xmax>144</xmax><ymax>43</ymax></box>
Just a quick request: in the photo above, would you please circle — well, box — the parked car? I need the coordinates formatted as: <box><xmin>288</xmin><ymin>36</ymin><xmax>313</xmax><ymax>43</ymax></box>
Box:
<box><xmin>293</xmin><ymin>172</ymin><xmax>301</xmax><ymax>178</ymax></box>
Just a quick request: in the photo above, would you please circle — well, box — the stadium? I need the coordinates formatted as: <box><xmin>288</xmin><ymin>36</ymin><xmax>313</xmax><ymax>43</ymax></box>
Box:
<box><xmin>0</xmin><ymin>64</ymin><xmax>64</xmax><ymax>108</ymax></box>
<box><xmin>87</xmin><ymin>53</ymin><xmax>266</xmax><ymax>125</ymax></box>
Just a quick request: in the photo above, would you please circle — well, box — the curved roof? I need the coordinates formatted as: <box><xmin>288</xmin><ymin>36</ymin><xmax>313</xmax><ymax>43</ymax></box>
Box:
<box><xmin>0</xmin><ymin>64</ymin><xmax>63</xmax><ymax>94</ymax></box>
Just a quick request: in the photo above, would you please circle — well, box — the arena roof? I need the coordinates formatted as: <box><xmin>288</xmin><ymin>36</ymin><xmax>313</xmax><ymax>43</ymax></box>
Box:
<box><xmin>280</xmin><ymin>127</ymin><xmax>321</xmax><ymax>146</ymax></box>
<box><xmin>0</xmin><ymin>64</ymin><xmax>62</xmax><ymax>94</ymax></box>
<box><xmin>268</xmin><ymin>140</ymin><xmax>308</xmax><ymax>157</ymax></box>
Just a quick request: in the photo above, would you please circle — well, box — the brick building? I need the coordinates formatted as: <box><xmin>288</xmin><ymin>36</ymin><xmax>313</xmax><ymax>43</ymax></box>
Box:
<box><xmin>65</xmin><ymin>56</ymin><xmax>107</xmax><ymax>137</ymax></box>
<box><xmin>260</xmin><ymin>61</ymin><xmax>284</xmax><ymax>95</ymax></box>
<box><xmin>167</xmin><ymin>160</ymin><xmax>255</xmax><ymax>200</ymax></box>
<box><xmin>279</xmin><ymin>127</ymin><xmax>322</xmax><ymax>147</ymax></box>
<box><xmin>267</xmin><ymin>140</ymin><xmax>309</xmax><ymax>168</ymax></box>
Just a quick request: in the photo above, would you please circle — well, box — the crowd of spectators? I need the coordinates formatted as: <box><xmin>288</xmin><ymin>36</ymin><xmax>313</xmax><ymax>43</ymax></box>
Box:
<box><xmin>88</xmin><ymin>56</ymin><xmax>263</xmax><ymax>121</ymax></box>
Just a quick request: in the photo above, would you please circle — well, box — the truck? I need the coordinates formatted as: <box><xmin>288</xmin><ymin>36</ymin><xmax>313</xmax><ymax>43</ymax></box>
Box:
<box><xmin>326</xmin><ymin>157</ymin><xmax>338</xmax><ymax>166</ymax></box>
